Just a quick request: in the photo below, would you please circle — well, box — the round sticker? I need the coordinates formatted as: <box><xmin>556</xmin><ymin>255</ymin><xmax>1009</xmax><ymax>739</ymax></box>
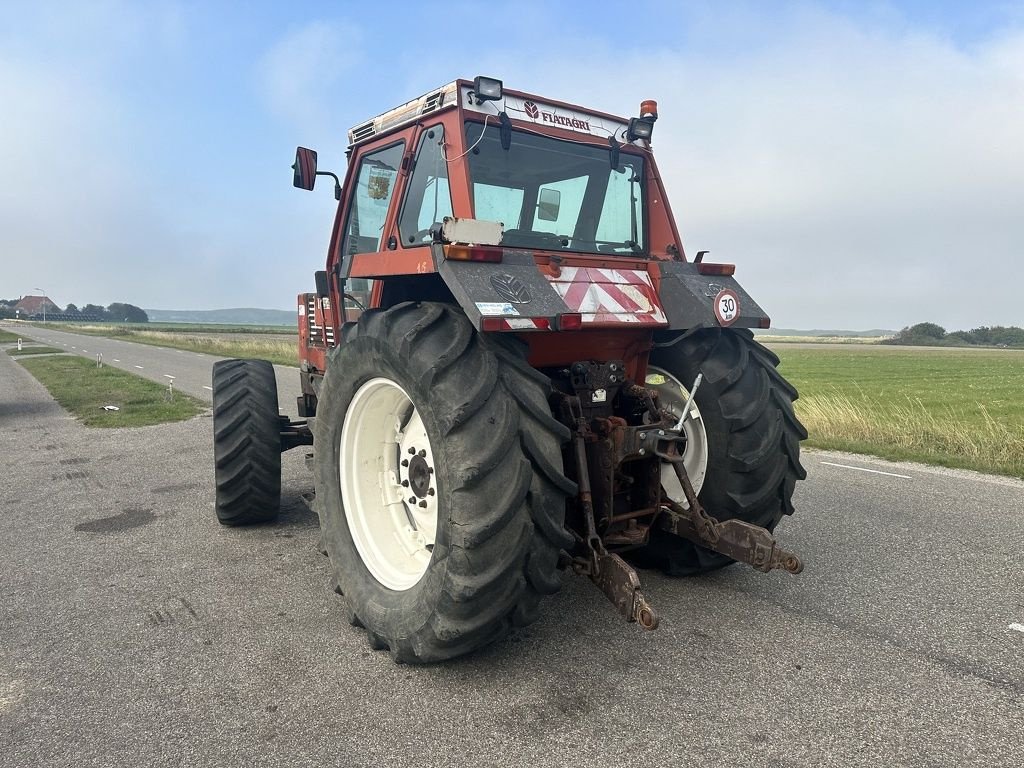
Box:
<box><xmin>713</xmin><ymin>288</ymin><xmax>740</xmax><ymax>326</ymax></box>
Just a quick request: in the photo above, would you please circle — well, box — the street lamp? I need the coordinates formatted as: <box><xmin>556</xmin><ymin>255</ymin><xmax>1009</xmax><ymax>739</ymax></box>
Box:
<box><xmin>34</xmin><ymin>287</ymin><xmax>45</xmax><ymax>323</ymax></box>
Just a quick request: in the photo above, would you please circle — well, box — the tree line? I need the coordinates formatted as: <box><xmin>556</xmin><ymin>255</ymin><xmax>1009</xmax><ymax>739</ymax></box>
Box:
<box><xmin>883</xmin><ymin>322</ymin><xmax>1024</xmax><ymax>348</ymax></box>
<box><xmin>0</xmin><ymin>299</ymin><xmax>149</xmax><ymax>323</ymax></box>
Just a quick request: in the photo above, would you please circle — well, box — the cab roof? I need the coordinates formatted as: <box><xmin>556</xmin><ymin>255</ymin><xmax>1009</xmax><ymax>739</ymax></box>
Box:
<box><xmin>347</xmin><ymin>79</ymin><xmax>631</xmax><ymax>147</ymax></box>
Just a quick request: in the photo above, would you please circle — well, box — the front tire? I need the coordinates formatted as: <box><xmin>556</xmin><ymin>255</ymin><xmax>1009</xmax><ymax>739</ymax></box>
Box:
<box><xmin>212</xmin><ymin>359</ymin><xmax>282</xmax><ymax>526</ymax></box>
<box><xmin>314</xmin><ymin>302</ymin><xmax>575</xmax><ymax>663</ymax></box>
<box><xmin>632</xmin><ymin>328</ymin><xmax>807</xmax><ymax>575</ymax></box>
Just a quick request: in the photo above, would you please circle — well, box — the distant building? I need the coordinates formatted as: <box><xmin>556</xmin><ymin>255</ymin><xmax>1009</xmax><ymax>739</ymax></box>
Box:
<box><xmin>14</xmin><ymin>295</ymin><xmax>60</xmax><ymax>318</ymax></box>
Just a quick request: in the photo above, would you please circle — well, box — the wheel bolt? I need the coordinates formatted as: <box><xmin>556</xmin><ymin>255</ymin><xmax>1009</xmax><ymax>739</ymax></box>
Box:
<box><xmin>428</xmin><ymin>467</ymin><xmax>434</xmax><ymax>474</ymax></box>
<box><xmin>427</xmin><ymin>488</ymin><xmax>435</xmax><ymax>496</ymax></box>
<box><xmin>418</xmin><ymin>449</ymin><xmax>426</xmax><ymax>457</ymax></box>
<box><xmin>418</xmin><ymin>500</ymin><xmax>428</xmax><ymax>508</ymax></box>
<box><xmin>401</xmin><ymin>459</ymin><xmax>409</xmax><ymax>467</ymax></box>
<box><xmin>401</xmin><ymin>480</ymin><xmax>409</xmax><ymax>487</ymax></box>
<box><xmin>408</xmin><ymin>447</ymin><xmax>416</xmax><ymax>455</ymax></box>
<box><xmin>409</xmin><ymin>497</ymin><xmax>417</xmax><ymax>505</ymax></box>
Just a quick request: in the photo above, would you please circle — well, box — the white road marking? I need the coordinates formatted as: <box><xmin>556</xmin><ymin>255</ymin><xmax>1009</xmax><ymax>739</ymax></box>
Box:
<box><xmin>113</xmin><ymin>359</ymin><xmax>120</xmax><ymax>362</ymax></box>
<box><xmin>202</xmin><ymin>385</ymin><xmax>213</xmax><ymax>391</ymax></box>
<box><xmin>163</xmin><ymin>374</ymin><xmax>175</xmax><ymax>379</ymax></box>
<box><xmin>1009</xmin><ymin>623</ymin><xmax>1024</xmax><ymax>633</ymax></box>
<box><xmin>71</xmin><ymin>346</ymin><xmax>76</xmax><ymax>349</ymax></box>
<box><xmin>820</xmin><ymin>461</ymin><xmax>912</xmax><ymax>479</ymax></box>
<box><xmin>134</xmin><ymin>365</ymin><xmax>144</xmax><ymax>369</ymax></box>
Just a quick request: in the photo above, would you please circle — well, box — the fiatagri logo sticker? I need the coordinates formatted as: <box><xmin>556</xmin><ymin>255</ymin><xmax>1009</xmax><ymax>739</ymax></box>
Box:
<box><xmin>521</xmin><ymin>100</ymin><xmax>590</xmax><ymax>132</ymax></box>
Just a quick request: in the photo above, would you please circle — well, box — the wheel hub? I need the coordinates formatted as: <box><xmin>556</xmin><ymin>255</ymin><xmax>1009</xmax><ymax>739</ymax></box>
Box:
<box><xmin>645</xmin><ymin>366</ymin><xmax>709</xmax><ymax>503</ymax></box>
<box><xmin>406</xmin><ymin>454</ymin><xmax>432</xmax><ymax>498</ymax></box>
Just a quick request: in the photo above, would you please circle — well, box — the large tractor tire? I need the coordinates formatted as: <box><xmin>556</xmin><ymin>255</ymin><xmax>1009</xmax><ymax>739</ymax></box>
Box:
<box><xmin>632</xmin><ymin>328</ymin><xmax>807</xmax><ymax>575</ymax></box>
<box><xmin>212</xmin><ymin>359</ymin><xmax>282</xmax><ymax>526</ymax></box>
<box><xmin>314</xmin><ymin>302</ymin><xmax>575</xmax><ymax>663</ymax></box>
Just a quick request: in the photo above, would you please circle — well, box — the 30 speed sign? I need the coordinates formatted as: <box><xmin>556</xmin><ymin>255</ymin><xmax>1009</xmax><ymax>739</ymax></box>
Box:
<box><xmin>713</xmin><ymin>288</ymin><xmax>740</xmax><ymax>326</ymax></box>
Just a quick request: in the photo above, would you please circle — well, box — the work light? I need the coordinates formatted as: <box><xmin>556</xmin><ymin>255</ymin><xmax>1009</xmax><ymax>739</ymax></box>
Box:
<box><xmin>473</xmin><ymin>76</ymin><xmax>503</xmax><ymax>101</ymax></box>
<box><xmin>627</xmin><ymin>117</ymin><xmax>655</xmax><ymax>142</ymax></box>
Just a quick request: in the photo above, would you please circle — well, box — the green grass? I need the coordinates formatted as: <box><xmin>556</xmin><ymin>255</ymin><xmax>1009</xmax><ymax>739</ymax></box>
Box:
<box><xmin>18</xmin><ymin>355</ymin><xmax>205</xmax><ymax>427</ymax></box>
<box><xmin>42</xmin><ymin>321</ymin><xmax>295</xmax><ymax>335</ymax></box>
<box><xmin>774</xmin><ymin>345</ymin><xmax>1024</xmax><ymax>478</ymax></box>
<box><xmin>0</xmin><ymin>328</ymin><xmax>22</xmax><ymax>343</ymax></box>
<box><xmin>7</xmin><ymin>346</ymin><xmax>63</xmax><ymax>356</ymax></box>
<box><xmin>757</xmin><ymin>334</ymin><xmax>887</xmax><ymax>344</ymax></box>
<box><xmin>39</xmin><ymin>322</ymin><xmax>298</xmax><ymax>365</ymax></box>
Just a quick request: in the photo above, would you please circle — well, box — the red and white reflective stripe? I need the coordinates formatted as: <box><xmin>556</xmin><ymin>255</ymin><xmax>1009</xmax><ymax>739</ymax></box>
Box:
<box><xmin>484</xmin><ymin>317</ymin><xmax>549</xmax><ymax>331</ymax></box>
<box><xmin>547</xmin><ymin>267</ymin><xmax>668</xmax><ymax>326</ymax></box>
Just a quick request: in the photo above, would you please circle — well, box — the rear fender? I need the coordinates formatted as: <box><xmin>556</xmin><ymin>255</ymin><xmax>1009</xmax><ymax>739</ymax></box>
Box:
<box><xmin>437</xmin><ymin>248</ymin><xmax>567</xmax><ymax>332</ymax></box>
<box><xmin>652</xmin><ymin>262</ymin><xmax>770</xmax><ymax>330</ymax></box>
<box><xmin>435</xmin><ymin>247</ymin><xmax>770</xmax><ymax>332</ymax></box>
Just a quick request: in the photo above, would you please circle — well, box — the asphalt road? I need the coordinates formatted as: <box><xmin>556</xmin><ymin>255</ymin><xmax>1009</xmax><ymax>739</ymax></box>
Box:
<box><xmin>1</xmin><ymin>327</ymin><xmax>1022</xmax><ymax>767</ymax></box>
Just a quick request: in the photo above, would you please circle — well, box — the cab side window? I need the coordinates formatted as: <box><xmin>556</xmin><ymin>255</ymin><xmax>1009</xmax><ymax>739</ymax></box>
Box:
<box><xmin>399</xmin><ymin>125</ymin><xmax>453</xmax><ymax>245</ymax></box>
<box><xmin>340</xmin><ymin>142</ymin><xmax>405</xmax><ymax>257</ymax></box>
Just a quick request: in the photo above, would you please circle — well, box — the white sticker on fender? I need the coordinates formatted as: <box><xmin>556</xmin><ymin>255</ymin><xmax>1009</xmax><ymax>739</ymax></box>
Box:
<box><xmin>475</xmin><ymin>302</ymin><xmax>519</xmax><ymax>316</ymax></box>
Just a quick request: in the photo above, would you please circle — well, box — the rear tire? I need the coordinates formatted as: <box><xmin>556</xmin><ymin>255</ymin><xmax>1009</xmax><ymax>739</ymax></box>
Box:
<box><xmin>314</xmin><ymin>302</ymin><xmax>575</xmax><ymax>663</ymax></box>
<box><xmin>631</xmin><ymin>328</ymin><xmax>807</xmax><ymax>575</ymax></box>
<box><xmin>212</xmin><ymin>359</ymin><xmax>281</xmax><ymax>526</ymax></box>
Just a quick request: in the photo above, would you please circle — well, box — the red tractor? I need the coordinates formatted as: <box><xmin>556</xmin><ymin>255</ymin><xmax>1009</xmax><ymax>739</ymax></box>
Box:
<box><xmin>212</xmin><ymin>76</ymin><xmax>807</xmax><ymax>662</ymax></box>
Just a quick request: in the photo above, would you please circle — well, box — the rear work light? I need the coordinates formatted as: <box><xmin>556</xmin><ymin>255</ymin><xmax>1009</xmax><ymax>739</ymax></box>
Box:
<box><xmin>696</xmin><ymin>262</ymin><xmax>736</xmax><ymax>276</ymax></box>
<box><xmin>443</xmin><ymin>244</ymin><xmax>503</xmax><ymax>263</ymax></box>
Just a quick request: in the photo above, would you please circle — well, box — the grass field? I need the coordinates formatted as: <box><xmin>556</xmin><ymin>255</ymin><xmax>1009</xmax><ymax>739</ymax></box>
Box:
<box><xmin>7</xmin><ymin>346</ymin><xmax>63</xmax><ymax>356</ymax></box>
<box><xmin>39</xmin><ymin>322</ymin><xmax>298</xmax><ymax>366</ymax></box>
<box><xmin>18</xmin><ymin>355</ymin><xmax>205</xmax><ymax>427</ymax></box>
<box><xmin>757</xmin><ymin>334</ymin><xmax>887</xmax><ymax>344</ymax></box>
<box><xmin>0</xmin><ymin>329</ymin><xmax>22</xmax><ymax>343</ymax></box>
<box><xmin>16</xmin><ymin>321</ymin><xmax>1024</xmax><ymax>476</ymax></box>
<box><xmin>43</xmin><ymin>321</ymin><xmax>295</xmax><ymax>335</ymax></box>
<box><xmin>774</xmin><ymin>345</ymin><xmax>1024</xmax><ymax>478</ymax></box>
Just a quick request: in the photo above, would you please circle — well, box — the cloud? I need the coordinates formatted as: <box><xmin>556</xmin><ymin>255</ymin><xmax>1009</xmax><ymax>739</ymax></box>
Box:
<box><xmin>472</xmin><ymin>6</ymin><xmax>1024</xmax><ymax>328</ymax></box>
<box><xmin>257</xmin><ymin>20</ymin><xmax>363</xmax><ymax>138</ymax></box>
<box><xmin>2</xmin><ymin>2</ymin><xmax>1023</xmax><ymax>329</ymax></box>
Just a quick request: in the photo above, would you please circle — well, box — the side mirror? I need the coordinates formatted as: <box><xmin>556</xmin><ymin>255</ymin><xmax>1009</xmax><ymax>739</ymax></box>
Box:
<box><xmin>293</xmin><ymin>147</ymin><xmax>318</xmax><ymax>191</ymax></box>
<box><xmin>314</xmin><ymin>270</ymin><xmax>330</xmax><ymax>298</ymax></box>
<box><xmin>537</xmin><ymin>188</ymin><xmax>561</xmax><ymax>222</ymax></box>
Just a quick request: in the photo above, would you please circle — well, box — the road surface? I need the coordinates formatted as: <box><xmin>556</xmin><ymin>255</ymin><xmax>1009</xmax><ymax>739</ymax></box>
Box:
<box><xmin>1</xmin><ymin>326</ymin><xmax>1021</xmax><ymax>767</ymax></box>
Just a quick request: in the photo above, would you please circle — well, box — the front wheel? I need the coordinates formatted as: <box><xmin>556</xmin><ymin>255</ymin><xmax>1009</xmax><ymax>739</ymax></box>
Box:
<box><xmin>630</xmin><ymin>328</ymin><xmax>807</xmax><ymax>575</ymax></box>
<box><xmin>211</xmin><ymin>359</ymin><xmax>281</xmax><ymax>526</ymax></box>
<box><xmin>314</xmin><ymin>302</ymin><xmax>575</xmax><ymax>663</ymax></box>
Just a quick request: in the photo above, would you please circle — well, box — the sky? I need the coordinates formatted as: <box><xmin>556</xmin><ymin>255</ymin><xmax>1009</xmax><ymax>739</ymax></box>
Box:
<box><xmin>1</xmin><ymin>0</ymin><xmax>1022</xmax><ymax>330</ymax></box>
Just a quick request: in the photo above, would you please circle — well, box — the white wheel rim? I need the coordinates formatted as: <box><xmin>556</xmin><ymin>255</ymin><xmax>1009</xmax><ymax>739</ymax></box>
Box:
<box><xmin>339</xmin><ymin>377</ymin><xmax>437</xmax><ymax>591</ymax></box>
<box><xmin>645</xmin><ymin>366</ymin><xmax>709</xmax><ymax>506</ymax></box>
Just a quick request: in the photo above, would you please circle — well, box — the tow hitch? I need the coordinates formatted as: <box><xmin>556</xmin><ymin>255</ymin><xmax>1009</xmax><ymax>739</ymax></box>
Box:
<box><xmin>563</xmin><ymin>363</ymin><xmax>803</xmax><ymax>630</ymax></box>
<box><xmin>658</xmin><ymin>445</ymin><xmax>804</xmax><ymax>575</ymax></box>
